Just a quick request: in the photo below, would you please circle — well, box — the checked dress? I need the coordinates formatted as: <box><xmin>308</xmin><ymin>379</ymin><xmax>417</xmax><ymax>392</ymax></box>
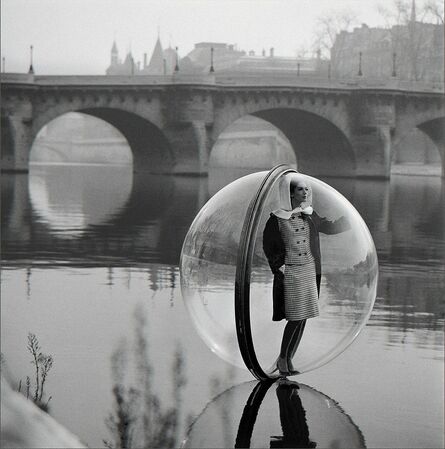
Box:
<box><xmin>277</xmin><ymin>213</ymin><xmax>319</xmax><ymax>321</ymax></box>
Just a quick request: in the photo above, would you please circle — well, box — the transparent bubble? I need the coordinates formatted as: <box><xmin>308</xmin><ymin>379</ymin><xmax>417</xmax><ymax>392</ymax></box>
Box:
<box><xmin>180</xmin><ymin>167</ymin><xmax>378</xmax><ymax>377</ymax></box>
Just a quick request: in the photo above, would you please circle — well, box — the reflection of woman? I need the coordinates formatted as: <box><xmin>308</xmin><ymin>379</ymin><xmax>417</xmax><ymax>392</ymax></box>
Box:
<box><xmin>234</xmin><ymin>379</ymin><xmax>316</xmax><ymax>449</ymax></box>
<box><xmin>271</xmin><ymin>379</ymin><xmax>316</xmax><ymax>448</ymax></box>
<box><xmin>263</xmin><ymin>174</ymin><xmax>349</xmax><ymax>376</ymax></box>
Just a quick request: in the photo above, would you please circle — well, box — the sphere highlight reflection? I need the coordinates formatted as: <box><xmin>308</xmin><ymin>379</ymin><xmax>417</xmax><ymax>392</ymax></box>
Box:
<box><xmin>180</xmin><ymin>167</ymin><xmax>378</xmax><ymax>376</ymax></box>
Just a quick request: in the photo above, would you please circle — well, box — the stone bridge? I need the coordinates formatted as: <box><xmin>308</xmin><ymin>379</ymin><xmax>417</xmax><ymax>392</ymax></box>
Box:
<box><xmin>1</xmin><ymin>72</ymin><xmax>444</xmax><ymax>177</ymax></box>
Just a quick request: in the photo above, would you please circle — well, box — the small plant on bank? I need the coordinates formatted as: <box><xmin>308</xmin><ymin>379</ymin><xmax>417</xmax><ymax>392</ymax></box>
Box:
<box><xmin>17</xmin><ymin>333</ymin><xmax>54</xmax><ymax>412</ymax></box>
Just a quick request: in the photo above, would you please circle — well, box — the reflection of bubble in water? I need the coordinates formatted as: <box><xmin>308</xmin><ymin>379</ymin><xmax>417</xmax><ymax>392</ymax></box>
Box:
<box><xmin>29</xmin><ymin>165</ymin><xmax>133</xmax><ymax>239</ymax></box>
<box><xmin>182</xmin><ymin>380</ymin><xmax>365</xmax><ymax>448</ymax></box>
<box><xmin>180</xmin><ymin>167</ymin><xmax>378</xmax><ymax>375</ymax></box>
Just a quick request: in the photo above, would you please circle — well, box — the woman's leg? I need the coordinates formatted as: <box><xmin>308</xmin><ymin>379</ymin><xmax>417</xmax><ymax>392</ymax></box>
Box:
<box><xmin>279</xmin><ymin>321</ymin><xmax>300</xmax><ymax>360</ymax></box>
<box><xmin>288</xmin><ymin>320</ymin><xmax>306</xmax><ymax>370</ymax></box>
<box><xmin>277</xmin><ymin>321</ymin><xmax>301</xmax><ymax>373</ymax></box>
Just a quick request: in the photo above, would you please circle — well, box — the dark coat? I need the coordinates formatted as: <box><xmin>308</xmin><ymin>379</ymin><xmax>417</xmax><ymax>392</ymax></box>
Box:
<box><xmin>263</xmin><ymin>211</ymin><xmax>349</xmax><ymax>321</ymax></box>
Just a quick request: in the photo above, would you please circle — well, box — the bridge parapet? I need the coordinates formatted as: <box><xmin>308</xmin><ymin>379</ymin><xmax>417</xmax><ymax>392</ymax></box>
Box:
<box><xmin>0</xmin><ymin>73</ymin><xmax>217</xmax><ymax>87</ymax></box>
<box><xmin>216</xmin><ymin>73</ymin><xmax>444</xmax><ymax>93</ymax></box>
<box><xmin>1</xmin><ymin>72</ymin><xmax>443</xmax><ymax>93</ymax></box>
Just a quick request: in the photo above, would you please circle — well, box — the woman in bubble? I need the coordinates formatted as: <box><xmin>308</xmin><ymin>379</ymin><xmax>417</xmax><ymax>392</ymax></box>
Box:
<box><xmin>263</xmin><ymin>173</ymin><xmax>349</xmax><ymax>376</ymax></box>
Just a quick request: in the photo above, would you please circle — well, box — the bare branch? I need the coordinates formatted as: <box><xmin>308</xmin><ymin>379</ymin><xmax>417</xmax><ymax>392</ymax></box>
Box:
<box><xmin>424</xmin><ymin>0</ymin><xmax>445</xmax><ymax>23</ymax></box>
<box><xmin>312</xmin><ymin>8</ymin><xmax>359</xmax><ymax>58</ymax></box>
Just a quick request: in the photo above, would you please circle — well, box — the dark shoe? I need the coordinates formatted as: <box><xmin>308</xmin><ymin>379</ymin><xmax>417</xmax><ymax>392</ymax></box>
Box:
<box><xmin>276</xmin><ymin>357</ymin><xmax>299</xmax><ymax>376</ymax></box>
<box><xmin>287</xmin><ymin>358</ymin><xmax>299</xmax><ymax>374</ymax></box>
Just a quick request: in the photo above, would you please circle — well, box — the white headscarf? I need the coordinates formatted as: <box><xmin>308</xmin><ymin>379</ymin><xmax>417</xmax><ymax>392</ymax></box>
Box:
<box><xmin>272</xmin><ymin>172</ymin><xmax>313</xmax><ymax>219</ymax></box>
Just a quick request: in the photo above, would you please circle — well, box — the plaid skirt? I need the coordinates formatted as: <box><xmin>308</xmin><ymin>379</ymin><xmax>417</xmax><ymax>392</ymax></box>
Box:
<box><xmin>284</xmin><ymin>261</ymin><xmax>319</xmax><ymax>321</ymax></box>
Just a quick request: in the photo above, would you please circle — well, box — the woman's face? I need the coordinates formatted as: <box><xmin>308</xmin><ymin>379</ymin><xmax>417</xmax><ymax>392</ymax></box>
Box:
<box><xmin>291</xmin><ymin>180</ymin><xmax>309</xmax><ymax>206</ymax></box>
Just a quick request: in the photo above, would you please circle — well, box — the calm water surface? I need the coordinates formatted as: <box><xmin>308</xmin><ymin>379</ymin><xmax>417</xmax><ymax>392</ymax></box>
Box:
<box><xmin>1</xmin><ymin>165</ymin><xmax>444</xmax><ymax>448</ymax></box>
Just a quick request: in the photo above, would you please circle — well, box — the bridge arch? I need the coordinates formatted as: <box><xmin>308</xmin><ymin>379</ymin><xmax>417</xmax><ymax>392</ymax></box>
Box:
<box><xmin>31</xmin><ymin>104</ymin><xmax>173</xmax><ymax>173</ymax></box>
<box><xmin>417</xmin><ymin>117</ymin><xmax>445</xmax><ymax>176</ymax></box>
<box><xmin>81</xmin><ymin>108</ymin><xmax>173</xmax><ymax>172</ymax></box>
<box><xmin>254</xmin><ymin>108</ymin><xmax>355</xmax><ymax>176</ymax></box>
<box><xmin>393</xmin><ymin>101</ymin><xmax>445</xmax><ymax>176</ymax></box>
<box><xmin>30</xmin><ymin>112</ymin><xmax>132</xmax><ymax>164</ymax></box>
<box><xmin>211</xmin><ymin>106</ymin><xmax>356</xmax><ymax>177</ymax></box>
<box><xmin>417</xmin><ymin>117</ymin><xmax>445</xmax><ymax>150</ymax></box>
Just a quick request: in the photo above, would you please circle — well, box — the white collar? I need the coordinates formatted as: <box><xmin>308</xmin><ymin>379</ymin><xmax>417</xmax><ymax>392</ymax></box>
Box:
<box><xmin>272</xmin><ymin>206</ymin><xmax>313</xmax><ymax>219</ymax></box>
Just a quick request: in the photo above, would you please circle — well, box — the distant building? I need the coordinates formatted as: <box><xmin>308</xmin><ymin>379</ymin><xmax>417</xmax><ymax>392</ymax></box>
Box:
<box><xmin>106</xmin><ymin>1</ymin><xmax>442</xmax><ymax>82</ymax></box>
<box><xmin>181</xmin><ymin>42</ymin><xmax>245</xmax><ymax>73</ymax></box>
<box><xmin>229</xmin><ymin>52</ymin><xmax>328</xmax><ymax>76</ymax></box>
<box><xmin>106</xmin><ymin>41</ymin><xmax>136</xmax><ymax>75</ymax></box>
<box><xmin>331</xmin><ymin>13</ymin><xmax>444</xmax><ymax>82</ymax></box>
<box><xmin>176</xmin><ymin>42</ymin><xmax>328</xmax><ymax>76</ymax></box>
<box><xmin>105</xmin><ymin>39</ymin><xmax>327</xmax><ymax>77</ymax></box>
<box><xmin>106</xmin><ymin>37</ymin><xmax>178</xmax><ymax>75</ymax></box>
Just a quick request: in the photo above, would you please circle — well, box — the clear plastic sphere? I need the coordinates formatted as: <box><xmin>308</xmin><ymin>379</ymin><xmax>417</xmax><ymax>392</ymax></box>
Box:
<box><xmin>180</xmin><ymin>167</ymin><xmax>378</xmax><ymax>375</ymax></box>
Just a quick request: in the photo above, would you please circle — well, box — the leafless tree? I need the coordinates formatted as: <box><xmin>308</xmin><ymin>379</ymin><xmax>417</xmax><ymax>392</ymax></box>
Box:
<box><xmin>377</xmin><ymin>0</ymin><xmax>412</xmax><ymax>27</ymax></box>
<box><xmin>312</xmin><ymin>9</ymin><xmax>359</xmax><ymax>58</ymax></box>
<box><xmin>423</xmin><ymin>0</ymin><xmax>444</xmax><ymax>24</ymax></box>
<box><xmin>378</xmin><ymin>0</ymin><xmax>444</xmax><ymax>25</ymax></box>
<box><xmin>376</xmin><ymin>0</ymin><xmax>443</xmax><ymax>80</ymax></box>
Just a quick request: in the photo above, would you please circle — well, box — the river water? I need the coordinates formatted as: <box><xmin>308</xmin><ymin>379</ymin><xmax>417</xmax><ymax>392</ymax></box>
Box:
<box><xmin>1</xmin><ymin>164</ymin><xmax>444</xmax><ymax>448</ymax></box>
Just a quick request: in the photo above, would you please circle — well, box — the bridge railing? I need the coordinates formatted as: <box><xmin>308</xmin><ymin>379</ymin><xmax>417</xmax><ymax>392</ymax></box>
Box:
<box><xmin>0</xmin><ymin>73</ymin><xmax>34</xmax><ymax>83</ymax></box>
<box><xmin>1</xmin><ymin>72</ymin><xmax>443</xmax><ymax>93</ymax></box>
<box><xmin>0</xmin><ymin>73</ymin><xmax>218</xmax><ymax>86</ymax></box>
<box><xmin>215</xmin><ymin>72</ymin><xmax>444</xmax><ymax>92</ymax></box>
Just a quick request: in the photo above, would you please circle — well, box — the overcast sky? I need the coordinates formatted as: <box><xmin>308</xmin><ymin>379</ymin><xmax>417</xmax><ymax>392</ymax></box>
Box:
<box><xmin>0</xmin><ymin>0</ymin><xmax>425</xmax><ymax>75</ymax></box>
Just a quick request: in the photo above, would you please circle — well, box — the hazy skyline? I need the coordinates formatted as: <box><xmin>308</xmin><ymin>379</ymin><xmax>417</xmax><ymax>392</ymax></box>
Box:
<box><xmin>0</xmin><ymin>0</ymin><xmax>429</xmax><ymax>75</ymax></box>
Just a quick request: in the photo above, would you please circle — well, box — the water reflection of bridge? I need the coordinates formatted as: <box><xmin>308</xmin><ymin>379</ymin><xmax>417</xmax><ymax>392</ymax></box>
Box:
<box><xmin>1</xmin><ymin>168</ymin><xmax>208</xmax><ymax>267</ymax></box>
<box><xmin>2</xmin><ymin>168</ymin><xmax>443</xmax><ymax>266</ymax></box>
<box><xmin>2</xmin><ymin>167</ymin><xmax>443</xmax><ymax>335</ymax></box>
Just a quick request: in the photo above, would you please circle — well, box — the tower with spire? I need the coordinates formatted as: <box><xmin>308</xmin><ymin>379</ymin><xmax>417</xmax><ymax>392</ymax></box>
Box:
<box><xmin>106</xmin><ymin>40</ymin><xmax>123</xmax><ymax>75</ymax></box>
<box><xmin>111</xmin><ymin>40</ymin><xmax>119</xmax><ymax>65</ymax></box>
<box><xmin>106</xmin><ymin>29</ymin><xmax>182</xmax><ymax>76</ymax></box>
<box><xmin>106</xmin><ymin>40</ymin><xmax>137</xmax><ymax>75</ymax></box>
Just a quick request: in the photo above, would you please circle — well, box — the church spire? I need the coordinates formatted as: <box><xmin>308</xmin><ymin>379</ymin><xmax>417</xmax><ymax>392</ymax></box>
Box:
<box><xmin>147</xmin><ymin>36</ymin><xmax>164</xmax><ymax>74</ymax></box>
<box><xmin>111</xmin><ymin>40</ymin><xmax>119</xmax><ymax>65</ymax></box>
